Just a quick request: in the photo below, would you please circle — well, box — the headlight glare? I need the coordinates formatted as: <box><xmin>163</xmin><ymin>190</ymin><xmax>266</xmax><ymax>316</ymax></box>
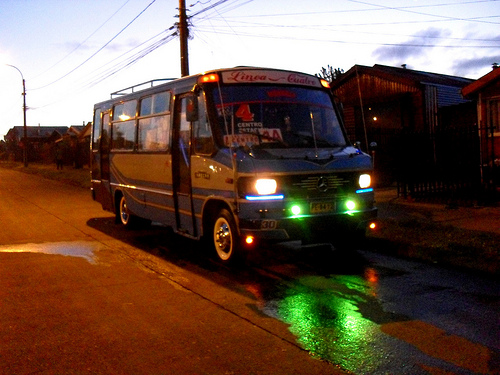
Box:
<box><xmin>255</xmin><ymin>179</ymin><xmax>277</xmax><ymax>195</ymax></box>
<box><xmin>359</xmin><ymin>174</ymin><xmax>371</xmax><ymax>189</ymax></box>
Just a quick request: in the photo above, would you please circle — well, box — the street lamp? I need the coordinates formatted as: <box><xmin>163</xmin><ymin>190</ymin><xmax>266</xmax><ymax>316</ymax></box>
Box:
<box><xmin>6</xmin><ymin>64</ymin><xmax>28</xmax><ymax>167</ymax></box>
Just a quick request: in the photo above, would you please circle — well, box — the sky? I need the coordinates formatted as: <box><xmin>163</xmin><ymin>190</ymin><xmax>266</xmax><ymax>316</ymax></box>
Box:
<box><xmin>1</xmin><ymin>0</ymin><xmax>499</xmax><ymax>139</ymax></box>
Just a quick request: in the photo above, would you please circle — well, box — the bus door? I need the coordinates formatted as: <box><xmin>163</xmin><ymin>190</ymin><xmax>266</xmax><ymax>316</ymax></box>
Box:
<box><xmin>97</xmin><ymin>111</ymin><xmax>113</xmax><ymax>211</ymax></box>
<box><xmin>172</xmin><ymin>94</ymin><xmax>196</xmax><ymax>236</ymax></box>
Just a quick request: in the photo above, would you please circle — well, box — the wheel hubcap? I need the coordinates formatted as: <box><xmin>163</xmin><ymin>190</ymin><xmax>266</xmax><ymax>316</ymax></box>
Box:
<box><xmin>214</xmin><ymin>219</ymin><xmax>232</xmax><ymax>260</ymax></box>
<box><xmin>120</xmin><ymin>199</ymin><xmax>129</xmax><ymax>224</ymax></box>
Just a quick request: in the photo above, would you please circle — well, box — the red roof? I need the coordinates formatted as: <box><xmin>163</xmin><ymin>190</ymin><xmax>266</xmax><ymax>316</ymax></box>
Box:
<box><xmin>462</xmin><ymin>68</ymin><xmax>500</xmax><ymax>98</ymax></box>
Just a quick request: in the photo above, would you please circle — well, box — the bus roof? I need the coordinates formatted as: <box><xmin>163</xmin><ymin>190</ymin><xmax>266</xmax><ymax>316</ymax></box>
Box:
<box><xmin>94</xmin><ymin>67</ymin><xmax>325</xmax><ymax>108</ymax></box>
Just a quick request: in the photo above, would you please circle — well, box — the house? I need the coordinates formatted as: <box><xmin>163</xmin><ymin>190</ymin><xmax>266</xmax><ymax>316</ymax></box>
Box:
<box><xmin>56</xmin><ymin>124</ymin><xmax>91</xmax><ymax>168</ymax></box>
<box><xmin>462</xmin><ymin>66</ymin><xmax>500</xmax><ymax>190</ymax></box>
<box><xmin>330</xmin><ymin>64</ymin><xmax>476</xmax><ymax>190</ymax></box>
<box><xmin>5</xmin><ymin>126</ymin><xmax>69</xmax><ymax>162</ymax></box>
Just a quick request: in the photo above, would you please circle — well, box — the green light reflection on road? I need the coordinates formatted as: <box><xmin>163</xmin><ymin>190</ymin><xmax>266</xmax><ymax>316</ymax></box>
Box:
<box><xmin>270</xmin><ymin>275</ymin><xmax>383</xmax><ymax>369</ymax></box>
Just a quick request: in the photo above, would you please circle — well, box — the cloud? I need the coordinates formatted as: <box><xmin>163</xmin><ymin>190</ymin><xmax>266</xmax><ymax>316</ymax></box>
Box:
<box><xmin>452</xmin><ymin>55</ymin><xmax>500</xmax><ymax>77</ymax></box>
<box><xmin>372</xmin><ymin>27</ymin><xmax>451</xmax><ymax>61</ymax></box>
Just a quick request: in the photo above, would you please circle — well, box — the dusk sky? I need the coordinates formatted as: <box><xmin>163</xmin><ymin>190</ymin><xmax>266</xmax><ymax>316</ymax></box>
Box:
<box><xmin>1</xmin><ymin>0</ymin><xmax>499</xmax><ymax>138</ymax></box>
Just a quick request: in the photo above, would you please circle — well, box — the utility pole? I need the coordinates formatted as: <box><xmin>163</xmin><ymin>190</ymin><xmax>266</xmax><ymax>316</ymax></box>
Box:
<box><xmin>179</xmin><ymin>0</ymin><xmax>189</xmax><ymax>77</ymax></box>
<box><xmin>6</xmin><ymin>64</ymin><xmax>28</xmax><ymax>167</ymax></box>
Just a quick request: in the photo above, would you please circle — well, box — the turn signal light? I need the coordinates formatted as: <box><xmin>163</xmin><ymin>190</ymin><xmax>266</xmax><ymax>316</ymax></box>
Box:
<box><xmin>199</xmin><ymin>73</ymin><xmax>219</xmax><ymax>83</ymax></box>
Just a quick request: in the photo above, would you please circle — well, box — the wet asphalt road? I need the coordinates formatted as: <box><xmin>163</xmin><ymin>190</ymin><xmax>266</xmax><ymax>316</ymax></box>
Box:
<box><xmin>1</xmin><ymin>168</ymin><xmax>499</xmax><ymax>374</ymax></box>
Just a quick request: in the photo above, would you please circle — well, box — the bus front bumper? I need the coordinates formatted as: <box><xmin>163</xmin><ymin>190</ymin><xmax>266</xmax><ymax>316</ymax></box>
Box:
<box><xmin>238</xmin><ymin>207</ymin><xmax>378</xmax><ymax>242</ymax></box>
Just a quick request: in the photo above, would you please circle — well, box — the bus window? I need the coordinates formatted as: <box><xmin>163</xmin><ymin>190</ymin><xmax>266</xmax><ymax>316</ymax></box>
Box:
<box><xmin>114</xmin><ymin>100</ymin><xmax>137</xmax><ymax>121</ymax></box>
<box><xmin>153</xmin><ymin>92</ymin><xmax>170</xmax><ymax>113</ymax></box>
<box><xmin>193</xmin><ymin>95</ymin><xmax>214</xmax><ymax>155</ymax></box>
<box><xmin>92</xmin><ymin>109</ymin><xmax>101</xmax><ymax>149</ymax></box>
<box><xmin>140</xmin><ymin>96</ymin><xmax>153</xmax><ymax>116</ymax></box>
<box><xmin>138</xmin><ymin>115</ymin><xmax>170</xmax><ymax>151</ymax></box>
<box><xmin>211</xmin><ymin>86</ymin><xmax>346</xmax><ymax>149</ymax></box>
<box><xmin>140</xmin><ymin>92</ymin><xmax>170</xmax><ymax>116</ymax></box>
<box><xmin>112</xmin><ymin>100</ymin><xmax>137</xmax><ymax>150</ymax></box>
<box><xmin>138</xmin><ymin>92</ymin><xmax>171</xmax><ymax>151</ymax></box>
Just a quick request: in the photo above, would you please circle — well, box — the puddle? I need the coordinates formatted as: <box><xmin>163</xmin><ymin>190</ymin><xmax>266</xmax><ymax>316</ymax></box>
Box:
<box><xmin>0</xmin><ymin>241</ymin><xmax>100</xmax><ymax>263</ymax></box>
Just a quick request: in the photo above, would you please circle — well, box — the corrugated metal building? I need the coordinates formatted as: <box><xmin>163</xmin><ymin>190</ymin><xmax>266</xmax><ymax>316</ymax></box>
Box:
<box><xmin>331</xmin><ymin>64</ymin><xmax>473</xmax><ymax>146</ymax></box>
<box><xmin>331</xmin><ymin>64</ymin><xmax>475</xmax><ymax>185</ymax></box>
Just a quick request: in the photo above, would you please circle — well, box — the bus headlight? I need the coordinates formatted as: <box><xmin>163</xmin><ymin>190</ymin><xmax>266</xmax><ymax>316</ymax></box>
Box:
<box><xmin>255</xmin><ymin>179</ymin><xmax>277</xmax><ymax>195</ymax></box>
<box><xmin>359</xmin><ymin>174</ymin><xmax>371</xmax><ymax>189</ymax></box>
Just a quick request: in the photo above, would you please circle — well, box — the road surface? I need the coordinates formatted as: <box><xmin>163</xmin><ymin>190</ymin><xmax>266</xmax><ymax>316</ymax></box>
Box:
<box><xmin>0</xmin><ymin>167</ymin><xmax>498</xmax><ymax>374</ymax></box>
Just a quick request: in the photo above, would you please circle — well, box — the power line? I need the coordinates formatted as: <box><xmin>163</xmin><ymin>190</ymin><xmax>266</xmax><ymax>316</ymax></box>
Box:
<box><xmin>195</xmin><ymin>19</ymin><xmax>500</xmax><ymax>43</ymax></box>
<box><xmin>348</xmin><ymin>0</ymin><xmax>500</xmax><ymax>25</ymax></box>
<box><xmin>222</xmin><ymin>0</ymin><xmax>500</xmax><ymax>18</ymax></box>
<box><xmin>32</xmin><ymin>0</ymin><xmax>157</xmax><ymax>91</ymax></box>
<box><xmin>36</xmin><ymin>30</ymin><xmax>178</xmax><ymax>110</ymax></box>
<box><xmin>31</xmin><ymin>0</ymin><xmax>132</xmax><ymax>80</ymax></box>
<box><xmin>81</xmin><ymin>32</ymin><xmax>178</xmax><ymax>90</ymax></box>
<box><xmin>194</xmin><ymin>27</ymin><xmax>498</xmax><ymax>48</ymax></box>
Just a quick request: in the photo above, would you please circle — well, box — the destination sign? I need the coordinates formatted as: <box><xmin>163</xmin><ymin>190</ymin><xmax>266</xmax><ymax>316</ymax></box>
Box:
<box><xmin>222</xmin><ymin>70</ymin><xmax>321</xmax><ymax>88</ymax></box>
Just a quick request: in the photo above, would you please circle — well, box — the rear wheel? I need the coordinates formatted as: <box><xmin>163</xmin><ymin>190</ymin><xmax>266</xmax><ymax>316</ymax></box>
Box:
<box><xmin>211</xmin><ymin>209</ymin><xmax>244</xmax><ymax>264</ymax></box>
<box><xmin>118</xmin><ymin>195</ymin><xmax>137</xmax><ymax>228</ymax></box>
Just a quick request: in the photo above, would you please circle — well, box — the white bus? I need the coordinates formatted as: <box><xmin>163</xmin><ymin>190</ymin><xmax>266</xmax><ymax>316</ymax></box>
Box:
<box><xmin>91</xmin><ymin>67</ymin><xmax>377</xmax><ymax>263</ymax></box>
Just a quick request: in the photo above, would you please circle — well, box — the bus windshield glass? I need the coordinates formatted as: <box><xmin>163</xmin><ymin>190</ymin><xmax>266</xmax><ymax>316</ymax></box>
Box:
<box><xmin>210</xmin><ymin>86</ymin><xmax>346</xmax><ymax>149</ymax></box>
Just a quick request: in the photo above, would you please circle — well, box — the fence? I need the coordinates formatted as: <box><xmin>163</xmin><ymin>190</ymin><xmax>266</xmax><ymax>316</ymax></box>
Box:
<box><xmin>394</xmin><ymin>125</ymin><xmax>483</xmax><ymax>205</ymax></box>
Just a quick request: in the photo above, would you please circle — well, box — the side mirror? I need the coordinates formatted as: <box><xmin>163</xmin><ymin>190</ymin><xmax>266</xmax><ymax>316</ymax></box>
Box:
<box><xmin>186</xmin><ymin>95</ymin><xmax>199</xmax><ymax>122</ymax></box>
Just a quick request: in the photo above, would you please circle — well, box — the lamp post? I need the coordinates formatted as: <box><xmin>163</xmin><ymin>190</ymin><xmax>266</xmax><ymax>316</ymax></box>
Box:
<box><xmin>6</xmin><ymin>64</ymin><xmax>28</xmax><ymax>167</ymax></box>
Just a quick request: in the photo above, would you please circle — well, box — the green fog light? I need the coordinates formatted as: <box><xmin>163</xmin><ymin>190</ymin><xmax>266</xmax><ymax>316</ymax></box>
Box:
<box><xmin>346</xmin><ymin>200</ymin><xmax>356</xmax><ymax>211</ymax></box>
<box><xmin>291</xmin><ymin>205</ymin><xmax>301</xmax><ymax>215</ymax></box>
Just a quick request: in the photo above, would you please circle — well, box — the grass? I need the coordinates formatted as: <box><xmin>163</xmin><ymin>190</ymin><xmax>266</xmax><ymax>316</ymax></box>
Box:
<box><xmin>0</xmin><ymin>161</ymin><xmax>91</xmax><ymax>189</ymax></box>
<box><xmin>367</xmin><ymin>217</ymin><xmax>500</xmax><ymax>276</ymax></box>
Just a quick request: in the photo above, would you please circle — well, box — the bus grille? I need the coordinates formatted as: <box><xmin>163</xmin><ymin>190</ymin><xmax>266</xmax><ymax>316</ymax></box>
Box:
<box><xmin>282</xmin><ymin>173</ymin><xmax>354</xmax><ymax>199</ymax></box>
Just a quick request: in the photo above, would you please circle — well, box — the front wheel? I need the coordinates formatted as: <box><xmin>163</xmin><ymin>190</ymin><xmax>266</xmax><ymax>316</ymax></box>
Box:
<box><xmin>211</xmin><ymin>209</ymin><xmax>244</xmax><ymax>264</ymax></box>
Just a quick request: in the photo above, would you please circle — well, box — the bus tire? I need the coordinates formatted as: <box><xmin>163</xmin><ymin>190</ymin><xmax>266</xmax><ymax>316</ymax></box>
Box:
<box><xmin>211</xmin><ymin>209</ymin><xmax>243</xmax><ymax>264</ymax></box>
<box><xmin>118</xmin><ymin>194</ymin><xmax>137</xmax><ymax>228</ymax></box>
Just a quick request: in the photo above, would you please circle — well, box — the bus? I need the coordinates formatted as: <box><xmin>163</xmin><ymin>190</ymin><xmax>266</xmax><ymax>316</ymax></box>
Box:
<box><xmin>91</xmin><ymin>67</ymin><xmax>377</xmax><ymax>263</ymax></box>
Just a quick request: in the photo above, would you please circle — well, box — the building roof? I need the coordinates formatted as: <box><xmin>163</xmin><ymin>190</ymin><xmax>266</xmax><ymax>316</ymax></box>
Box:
<box><xmin>331</xmin><ymin>64</ymin><xmax>473</xmax><ymax>108</ymax></box>
<box><xmin>8</xmin><ymin>126</ymin><xmax>69</xmax><ymax>138</ymax></box>
<box><xmin>79</xmin><ymin>122</ymin><xmax>92</xmax><ymax>138</ymax></box>
<box><xmin>333</xmin><ymin>64</ymin><xmax>473</xmax><ymax>89</ymax></box>
<box><xmin>462</xmin><ymin>67</ymin><xmax>500</xmax><ymax>98</ymax></box>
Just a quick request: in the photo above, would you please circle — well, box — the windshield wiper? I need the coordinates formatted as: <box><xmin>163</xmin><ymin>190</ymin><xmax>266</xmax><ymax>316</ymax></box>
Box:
<box><xmin>285</xmin><ymin>132</ymin><xmax>335</xmax><ymax>148</ymax></box>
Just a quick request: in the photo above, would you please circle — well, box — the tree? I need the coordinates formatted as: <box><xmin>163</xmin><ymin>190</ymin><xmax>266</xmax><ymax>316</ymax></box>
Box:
<box><xmin>317</xmin><ymin>65</ymin><xmax>344</xmax><ymax>83</ymax></box>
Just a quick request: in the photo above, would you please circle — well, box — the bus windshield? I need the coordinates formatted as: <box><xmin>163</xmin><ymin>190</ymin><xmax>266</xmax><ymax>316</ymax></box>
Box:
<box><xmin>210</xmin><ymin>85</ymin><xmax>347</xmax><ymax>149</ymax></box>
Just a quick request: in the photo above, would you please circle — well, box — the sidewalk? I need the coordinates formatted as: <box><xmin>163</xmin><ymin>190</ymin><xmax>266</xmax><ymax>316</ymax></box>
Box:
<box><xmin>376</xmin><ymin>188</ymin><xmax>500</xmax><ymax>236</ymax></box>
<box><xmin>370</xmin><ymin>188</ymin><xmax>500</xmax><ymax>276</ymax></box>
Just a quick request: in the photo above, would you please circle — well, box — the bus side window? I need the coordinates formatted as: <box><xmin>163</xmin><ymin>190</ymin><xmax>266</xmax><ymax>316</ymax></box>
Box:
<box><xmin>193</xmin><ymin>95</ymin><xmax>214</xmax><ymax>155</ymax></box>
<box><xmin>112</xmin><ymin>100</ymin><xmax>137</xmax><ymax>150</ymax></box>
<box><xmin>92</xmin><ymin>109</ymin><xmax>101</xmax><ymax>149</ymax></box>
<box><xmin>138</xmin><ymin>92</ymin><xmax>171</xmax><ymax>152</ymax></box>
<box><xmin>138</xmin><ymin>115</ymin><xmax>171</xmax><ymax>151</ymax></box>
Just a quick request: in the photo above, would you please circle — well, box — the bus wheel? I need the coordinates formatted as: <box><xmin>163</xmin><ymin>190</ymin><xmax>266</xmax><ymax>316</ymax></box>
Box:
<box><xmin>118</xmin><ymin>195</ymin><xmax>136</xmax><ymax>228</ymax></box>
<box><xmin>212</xmin><ymin>209</ymin><xmax>243</xmax><ymax>264</ymax></box>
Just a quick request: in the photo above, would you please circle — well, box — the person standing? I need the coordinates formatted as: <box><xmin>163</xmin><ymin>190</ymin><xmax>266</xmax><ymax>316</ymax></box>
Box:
<box><xmin>55</xmin><ymin>145</ymin><xmax>63</xmax><ymax>170</ymax></box>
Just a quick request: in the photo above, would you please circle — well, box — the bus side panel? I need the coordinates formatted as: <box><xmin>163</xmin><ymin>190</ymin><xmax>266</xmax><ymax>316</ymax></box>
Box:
<box><xmin>190</xmin><ymin>155</ymin><xmax>236</xmax><ymax>236</ymax></box>
<box><xmin>110</xmin><ymin>153</ymin><xmax>176</xmax><ymax>227</ymax></box>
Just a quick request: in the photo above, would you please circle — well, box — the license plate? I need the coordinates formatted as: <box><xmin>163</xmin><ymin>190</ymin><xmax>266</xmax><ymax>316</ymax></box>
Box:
<box><xmin>310</xmin><ymin>202</ymin><xmax>335</xmax><ymax>214</ymax></box>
